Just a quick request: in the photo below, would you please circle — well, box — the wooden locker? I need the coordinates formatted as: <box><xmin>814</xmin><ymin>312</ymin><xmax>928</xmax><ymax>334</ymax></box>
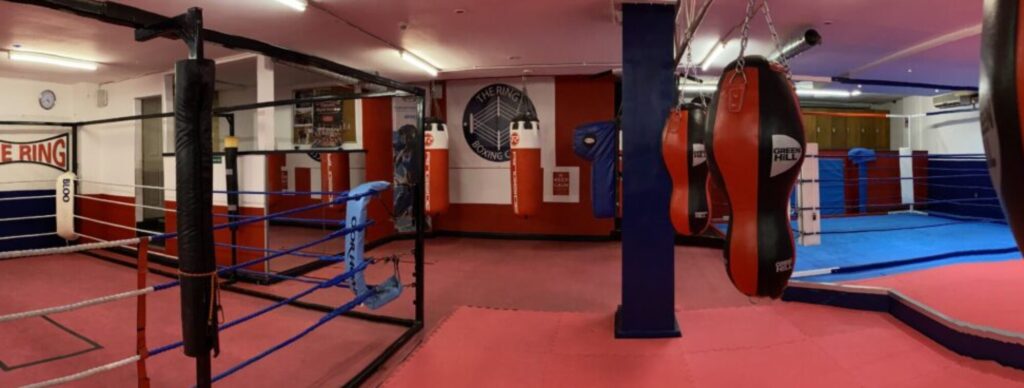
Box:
<box><xmin>802</xmin><ymin>114</ymin><xmax>818</xmax><ymax>144</ymax></box>
<box><xmin>861</xmin><ymin>117</ymin><xmax>878</xmax><ymax>149</ymax></box>
<box><xmin>815</xmin><ymin>115</ymin><xmax>832</xmax><ymax>149</ymax></box>
<box><xmin>830</xmin><ymin>116</ymin><xmax>848</xmax><ymax>149</ymax></box>
<box><xmin>846</xmin><ymin>117</ymin><xmax>863</xmax><ymax>148</ymax></box>
<box><xmin>876</xmin><ymin>118</ymin><xmax>891</xmax><ymax>150</ymax></box>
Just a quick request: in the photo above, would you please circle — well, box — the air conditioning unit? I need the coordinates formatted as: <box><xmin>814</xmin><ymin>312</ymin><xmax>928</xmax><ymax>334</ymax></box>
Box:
<box><xmin>933</xmin><ymin>91</ymin><xmax>978</xmax><ymax>109</ymax></box>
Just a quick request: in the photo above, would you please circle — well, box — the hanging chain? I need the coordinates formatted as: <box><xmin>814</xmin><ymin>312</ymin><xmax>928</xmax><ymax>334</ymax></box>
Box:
<box><xmin>733</xmin><ymin>0</ymin><xmax>758</xmax><ymax>84</ymax></box>
<box><xmin>761</xmin><ymin>0</ymin><xmax>793</xmax><ymax>80</ymax></box>
<box><xmin>516</xmin><ymin>74</ymin><xmax>524</xmax><ymax>117</ymax></box>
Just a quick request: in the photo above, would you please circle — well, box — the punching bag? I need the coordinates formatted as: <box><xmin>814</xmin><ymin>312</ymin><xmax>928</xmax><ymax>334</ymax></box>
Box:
<box><xmin>980</xmin><ymin>0</ymin><xmax>1024</xmax><ymax>251</ymax></box>
<box><xmin>662</xmin><ymin>100</ymin><xmax>711</xmax><ymax>236</ymax></box>
<box><xmin>510</xmin><ymin>112</ymin><xmax>542</xmax><ymax>217</ymax></box>
<box><xmin>320</xmin><ymin>152</ymin><xmax>350</xmax><ymax>208</ymax></box>
<box><xmin>573</xmin><ymin>121</ymin><xmax>618</xmax><ymax>218</ymax></box>
<box><xmin>424</xmin><ymin>118</ymin><xmax>450</xmax><ymax>215</ymax></box>
<box><xmin>706</xmin><ymin>56</ymin><xmax>805</xmax><ymax>298</ymax></box>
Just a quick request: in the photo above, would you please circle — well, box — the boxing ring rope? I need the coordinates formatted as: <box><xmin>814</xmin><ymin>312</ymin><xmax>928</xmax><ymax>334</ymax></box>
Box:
<box><xmin>21</xmin><ymin>356</ymin><xmax>143</xmax><ymax>388</ymax></box>
<box><xmin>788</xmin><ymin>148</ymin><xmax>1017</xmax><ymax>279</ymax></box>
<box><xmin>2</xmin><ymin>182</ymin><xmax>386</xmax><ymax>388</ymax></box>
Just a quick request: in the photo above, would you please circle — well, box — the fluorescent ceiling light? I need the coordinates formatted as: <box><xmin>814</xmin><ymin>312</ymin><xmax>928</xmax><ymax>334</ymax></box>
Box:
<box><xmin>681</xmin><ymin>84</ymin><xmax>852</xmax><ymax>98</ymax></box>
<box><xmin>274</xmin><ymin>0</ymin><xmax>308</xmax><ymax>11</ymax></box>
<box><xmin>8</xmin><ymin>51</ymin><xmax>97</xmax><ymax>71</ymax></box>
<box><xmin>796</xmin><ymin>89</ymin><xmax>851</xmax><ymax>98</ymax></box>
<box><xmin>700</xmin><ymin>41</ymin><xmax>728</xmax><ymax>72</ymax></box>
<box><xmin>401</xmin><ymin>51</ymin><xmax>439</xmax><ymax>77</ymax></box>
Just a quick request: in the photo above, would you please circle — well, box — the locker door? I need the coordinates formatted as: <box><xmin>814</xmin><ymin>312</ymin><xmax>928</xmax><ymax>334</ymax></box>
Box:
<box><xmin>815</xmin><ymin>115</ymin><xmax>832</xmax><ymax>149</ymax></box>
<box><xmin>802</xmin><ymin>114</ymin><xmax>818</xmax><ymax>144</ymax></box>
<box><xmin>846</xmin><ymin>117</ymin><xmax>863</xmax><ymax>148</ymax></box>
<box><xmin>830</xmin><ymin>116</ymin><xmax>848</xmax><ymax>149</ymax></box>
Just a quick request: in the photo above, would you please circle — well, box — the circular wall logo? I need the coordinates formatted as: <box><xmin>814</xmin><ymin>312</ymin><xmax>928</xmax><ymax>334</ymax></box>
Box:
<box><xmin>462</xmin><ymin>83</ymin><xmax>537</xmax><ymax>162</ymax></box>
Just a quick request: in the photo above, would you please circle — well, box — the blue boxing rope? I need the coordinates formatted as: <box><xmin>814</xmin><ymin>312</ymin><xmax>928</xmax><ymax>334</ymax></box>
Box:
<box><xmin>207</xmin><ymin>291</ymin><xmax>375</xmax><ymax>385</ymax></box>
<box><xmin>214</xmin><ymin>241</ymin><xmax>326</xmax><ymax>260</ymax></box>
<box><xmin>148</xmin><ymin>260</ymin><xmax>371</xmax><ymax>357</ymax></box>
<box><xmin>152</xmin><ymin>220</ymin><xmax>374</xmax><ymax>291</ymax></box>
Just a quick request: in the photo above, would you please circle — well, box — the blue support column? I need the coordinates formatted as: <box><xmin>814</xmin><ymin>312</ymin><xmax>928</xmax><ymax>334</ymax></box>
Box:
<box><xmin>615</xmin><ymin>3</ymin><xmax>680</xmax><ymax>338</ymax></box>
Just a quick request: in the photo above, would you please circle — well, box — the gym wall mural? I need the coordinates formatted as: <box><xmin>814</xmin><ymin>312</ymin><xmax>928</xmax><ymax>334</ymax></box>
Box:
<box><xmin>445</xmin><ymin>78</ymin><xmax>579</xmax><ymax>206</ymax></box>
<box><xmin>392</xmin><ymin>96</ymin><xmax>421</xmax><ymax>233</ymax></box>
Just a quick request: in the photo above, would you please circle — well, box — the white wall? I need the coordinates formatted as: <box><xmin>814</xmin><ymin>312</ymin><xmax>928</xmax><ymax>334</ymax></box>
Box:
<box><xmin>889</xmin><ymin>95</ymin><xmax>983</xmax><ymax>154</ymax></box>
<box><xmin>0</xmin><ymin>77</ymin><xmax>77</xmax><ymax>191</ymax></box>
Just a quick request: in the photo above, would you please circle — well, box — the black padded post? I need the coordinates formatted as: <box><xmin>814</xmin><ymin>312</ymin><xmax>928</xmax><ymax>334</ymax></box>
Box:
<box><xmin>175</xmin><ymin>58</ymin><xmax>218</xmax><ymax>359</ymax></box>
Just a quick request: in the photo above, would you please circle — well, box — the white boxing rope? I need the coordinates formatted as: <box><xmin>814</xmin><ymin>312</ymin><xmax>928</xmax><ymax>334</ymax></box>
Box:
<box><xmin>0</xmin><ymin>214</ymin><xmax>56</xmax><ymax>223</ymax></box>
<box><xmin>0</xmin><ymin>236</ymin><xmax>143</xmax><ymax>260</ymax></box>
<box><xmin>0</xmin><ymin>194</ymin><xmax>56</xmax><ymax>203</ymax></box>
<box><xmin>75</xmin><ymin>179</ymin><xmax>174</xmax><ymax>192</ymax></box>
<box><xmin>77</xmin><ymin>194</ymin><xmax>176</xmax><ymax>213</ymax></box>
<box><xmin>0</xmin><ymin>232</ymin><xmax>57</xmax><ymax>242</ymax></box>
<box><xmin>74</xmin><ymin>215</ymin><xmax>163</xmax><ymax>236</ymax></box>
<box><xmin>0</xmin><ymin>179</ymin><xmax>55</xmax><ymax>186</ymax></box>
<box><xmin>56</xmin><ymin>172</ymin><xmax>77</xmax><ymax>241</ymax></box>
<box><xmin>78</xmin><ymin>233</ymin><xmax>179</xmax><ymax>261</ymax></box>
<box><xmin>0</xmin><ymin>286</ymin><xmax>155</xmax><ymax>323</ymax></box>
<box><xmin>20</xmin><ymin>355</ymin><xmax>141</xmax><ymax>388</ymax></box>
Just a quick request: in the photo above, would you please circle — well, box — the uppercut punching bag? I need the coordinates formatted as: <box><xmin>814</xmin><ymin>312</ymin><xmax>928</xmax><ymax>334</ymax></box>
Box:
<box><xmin>424</xmin><ymin>118</ymin><xmax>450</xmax><ymax>215</ymax></box>
<box><xmin>662</xmin><ymin>99</ymin><xmax>711</xmax><ymax>236</ymax></box>
<box><xmin>707</xmin><ymin>56</ymin><xmax>805</xmax><ymax>298</ymax></box>
<box><xmin>980</xmin><ymin>0</ymin><xmax>1024</xmax><ymax>251</ymax></box>
<box><xmin>510</xmin><ymin>112</ymin><xmax>542</xmax><ymax>217</ymax></box>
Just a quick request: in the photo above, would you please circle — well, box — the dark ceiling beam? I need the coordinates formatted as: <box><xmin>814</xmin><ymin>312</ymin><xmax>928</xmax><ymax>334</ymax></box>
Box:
<box><xmin>4</xmin><ymin>0</ymin><xmax>424</xmax><ymax>95</ymax></box>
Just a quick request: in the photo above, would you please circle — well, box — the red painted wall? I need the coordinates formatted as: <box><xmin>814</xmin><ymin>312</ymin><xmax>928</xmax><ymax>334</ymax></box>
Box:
<box><xmin>164</xmin><ymin>201</ymin><xmax>266</xmax><ymax>269</ymax></box>
<box><xmin>433</xmin><ymin>76</ymin><xmax>616</xmax><ymax>236</ymax></box>
<box><xmin>361</xmin><ymin>97</ymin><xmax>397</xmax><ymax>242</ymax></box>
<box><xmin>77</xmin><ymin>194</ymin><xmax>136</xmax><ymax>241</ymax></box>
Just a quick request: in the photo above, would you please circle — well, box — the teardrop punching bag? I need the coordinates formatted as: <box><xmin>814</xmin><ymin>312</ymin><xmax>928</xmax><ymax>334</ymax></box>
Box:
<box><xmin>980</xmin><ymin>0</ymin><xmax>1024</xmax><ymax>252</ymax></box>
<box><xmin>424</xmin><ymin>118</ymin><xmax>450</xmax><ymax>215</ymax></box>
<box><xmin>510</xmin><ymin>113</ymin><xmax>542</xmax><ymax>217</ymax></box>
<box><xmin>662</xmin><ymin>100</ymin><xmax>711</xmax><ymax>236</ymax></box>
<box><xmin>706</xmin><ymin>56</ymin><xmax>805</xmax><ymax>298</ymax></box>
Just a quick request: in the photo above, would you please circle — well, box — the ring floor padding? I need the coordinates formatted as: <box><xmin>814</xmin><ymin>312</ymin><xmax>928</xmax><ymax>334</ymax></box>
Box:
<box><xmin>0</xmin><ymin>253</ymin><xmax>405</xmax><ymax>387</ymax></box>
<box><xmin>383</xmin><ymin>305</ymin><xmax>1024</xmax><ymax>387</ymax></box>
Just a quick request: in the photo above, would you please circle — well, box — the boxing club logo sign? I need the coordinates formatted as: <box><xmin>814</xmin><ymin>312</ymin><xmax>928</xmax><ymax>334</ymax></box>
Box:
<box><xmin>462</xmin><ymin>83</ymin><xmax>537</xmax><ymax>162</ymax></box>
<box><xmin>0</xmin><ymin>133</ymin><xmax>71</xmax><ymax>172</ymax></box>
<box><xmin>770</xmin><ymin>134</ymin><xmax>802</xmax><ymax>177</ymax></box>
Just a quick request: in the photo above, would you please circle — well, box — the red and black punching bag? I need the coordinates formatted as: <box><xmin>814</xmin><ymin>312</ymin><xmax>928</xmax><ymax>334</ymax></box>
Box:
<box><xmin>424</xmin><ymin>118</ymin><xmax>450</xmax><ymax>215</ymax></box>
<box><xmin>662</xmin><ymin>99</ymin><xmax>711</xmax><ymax>236</ymax></box>
<box><xmin>980</xmin><ymin>0</ymin><xmax>1024</xmax><ymax>252</ymax></box>
<box><xmin>510</xmin><ymin>113</ymin><xmax>542</xmax><ymax>217</ymax></box>
<box><xmin>706</xmin><ymin>56</ymin><xmax>805</xmax><ymax>298</ymax></box>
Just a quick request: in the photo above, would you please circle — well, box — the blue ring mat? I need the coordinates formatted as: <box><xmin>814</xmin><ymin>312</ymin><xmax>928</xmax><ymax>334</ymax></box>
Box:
<box><xmin>717</xmin><ymin>213</ymin><xmax>1020</xmax><ymax>282</ymax></box>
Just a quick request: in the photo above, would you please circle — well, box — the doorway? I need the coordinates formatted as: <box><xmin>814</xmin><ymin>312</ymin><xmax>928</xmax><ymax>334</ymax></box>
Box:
<box><xmin>139</xmin><ymin>97</ymin><xmax>164</xmax><ymax>235</ymax></box>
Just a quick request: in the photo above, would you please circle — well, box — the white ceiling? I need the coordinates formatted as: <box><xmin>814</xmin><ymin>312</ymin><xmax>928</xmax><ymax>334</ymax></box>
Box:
<box><xmin>0</xmin><ymin>0</ymin><xmax>984</xmax><ymax>97</ymax></box>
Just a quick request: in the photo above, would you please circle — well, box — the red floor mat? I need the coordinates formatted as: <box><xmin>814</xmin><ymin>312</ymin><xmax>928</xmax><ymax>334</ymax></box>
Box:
<box><xmin>383</xmin><ymin>306</ymin><xmax>1024</xmax><ymax>388</ymax></box>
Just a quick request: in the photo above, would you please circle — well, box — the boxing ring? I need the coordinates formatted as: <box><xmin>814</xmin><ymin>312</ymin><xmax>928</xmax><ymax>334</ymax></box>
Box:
<box><xmin>708</xmin><ymin>149</ymin><xmax>1021</xmax><ymax>282</ymax></box>
<box><xmin>0</xmin><ymin>1</ymin><xmax>429</xmax><ymax>386</ymax></box>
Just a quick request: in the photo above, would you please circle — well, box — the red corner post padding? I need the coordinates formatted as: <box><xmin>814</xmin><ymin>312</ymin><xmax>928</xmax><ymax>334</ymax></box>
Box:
<box><xmin>981</xmin><ymin>0</ymin><xmax>1024</xmax><ymax>252</ymax></box>
<box><xmin>662</xmin><ymin>102</ymin><xmax>711</xmax><ymax>236</ymax></box>
<box><xmin>707</xmin><ymin>56</ymin><xmax>805</xmax><ymax>298</ymax></box>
